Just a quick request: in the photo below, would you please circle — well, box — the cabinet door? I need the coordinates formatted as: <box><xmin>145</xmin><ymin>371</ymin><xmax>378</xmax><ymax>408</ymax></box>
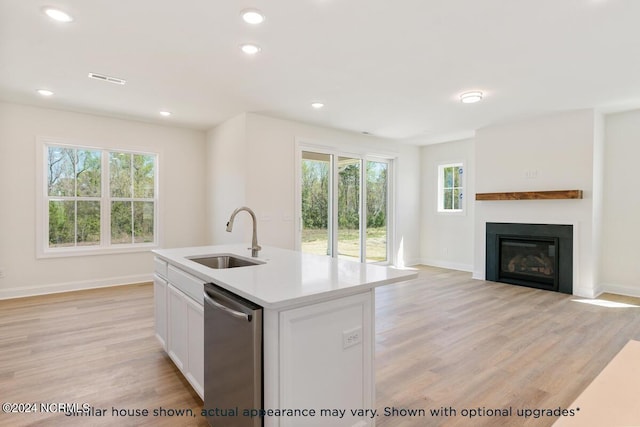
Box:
<box><xmin>186</xmin><ymin>296</ymin><xmax>205</xmax><ymax>399</ymax></box>
<box><xmin>153</xmin><ymin>274</ymin><xmax>168</xmax><ymax>350</ymax></box>
<box><xmin>279</xmin><ymin>292</ymin><xmax>373</xmax><ymax>427</ymax></box>
<box><xmin>167</xmin><ymin>284</ymin><xmax>188</xmax><ymax>371</ymax></box>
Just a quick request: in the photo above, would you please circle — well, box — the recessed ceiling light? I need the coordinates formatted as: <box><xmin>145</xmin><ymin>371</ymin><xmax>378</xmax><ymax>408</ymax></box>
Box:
<box><xmin>240</xmin><ymin>44</ymin><xmax>261</xmax><ymax>55</ymax></box>
<box><xmin>459</xmin><ymin>91</ymin><xmax>483</xmax><ymax>104</ymax></box>
<box><xmin>311</xmin><ymin>102</ymin><xmax>324</xmax><ymax>109</ymax></box>
<box><xmin>43</xmin><ymin>7</ymin><xmax>73</xmax><ymax>22</ymax></box>
<box><xmin>241</xmin><ymin>9</ymin><xmax>265</xmax><ymax>24</ymax></box>
<box><xmin>37</xmin><ymin>89</ymin><xmax>54</xmax><ymax>97</ymax></box>
<box><xmin>159</xmin><ymin>111</ymin><xmax>171</xmax><ymax>117</ymax></box>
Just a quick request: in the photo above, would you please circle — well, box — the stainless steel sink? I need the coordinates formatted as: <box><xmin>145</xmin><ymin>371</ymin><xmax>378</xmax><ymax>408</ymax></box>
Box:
<box><xmin>188</xmin><ymin>254</ymin><xmax>264</xmax><ymax>269</ymax></box>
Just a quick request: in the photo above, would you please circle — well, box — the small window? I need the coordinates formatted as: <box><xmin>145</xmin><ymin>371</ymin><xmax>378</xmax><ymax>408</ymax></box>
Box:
<box><xmin>438</xmin><ymin>163</ymin><xmax>464</xmax><ymax>213</ymax></box>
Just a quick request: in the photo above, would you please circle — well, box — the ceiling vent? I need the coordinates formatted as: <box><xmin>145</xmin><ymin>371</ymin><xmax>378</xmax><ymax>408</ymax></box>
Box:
<box><xmin>88</xmin><ymin>72</ymin><xmax>126</xmax><ymax>85</ymax></box>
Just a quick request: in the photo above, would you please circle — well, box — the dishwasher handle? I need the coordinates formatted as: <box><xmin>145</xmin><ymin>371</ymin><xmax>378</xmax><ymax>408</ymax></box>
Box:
<box><xmin>204</xmin><ymin>290</ymin><xmax>251</xmax><ymax>322</ymax></box>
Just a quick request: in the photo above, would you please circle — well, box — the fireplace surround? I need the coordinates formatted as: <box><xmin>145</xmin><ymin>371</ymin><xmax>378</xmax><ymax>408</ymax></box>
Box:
<box><xmin>486</xmin><ymin>222</ymin><xmax>573</xmax><ymax>294</ymax></box>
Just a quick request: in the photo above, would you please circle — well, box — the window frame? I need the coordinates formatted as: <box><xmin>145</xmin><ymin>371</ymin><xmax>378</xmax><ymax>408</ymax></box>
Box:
<box><xmin>296</xmin><ymin>142</ymin><xmax>395</xmax><ymax>265</ymax></box>
<box><xmin>36</xmin><ymin>137</ymin><xmax>160</xmax><ymax>258</ymax></box>
<box><xmin>437</xmin><ymin>162</ymin><xmax>465</xmax><ymax>214</ymax></box>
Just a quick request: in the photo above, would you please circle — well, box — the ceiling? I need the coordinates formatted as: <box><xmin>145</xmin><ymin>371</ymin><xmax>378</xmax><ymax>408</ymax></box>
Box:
<box><xmin>1</xmin><ymin>0</ymin><xmax>639</xmax><ymax>144</ymax></box>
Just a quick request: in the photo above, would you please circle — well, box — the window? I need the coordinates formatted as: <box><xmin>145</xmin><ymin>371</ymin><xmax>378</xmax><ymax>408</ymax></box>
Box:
<box><xmin>109</xmin><ymin>152</ymin><xmax>156</xmax><ymax>244</ymax></box>
<box><xmin>41</xmin><ymin>140</ymin><xmax>157</xmax><ymax>256</ymax></box>
<box><xmin>299</xmin><ymin>148</ymin><xmax>392</xmax><ymax>264</ymax></box>
<box><xmin>47</xmin><ymin>146</ymin><xmax>102</xmax><ymax>247</ymax></box>
<box><xmin>438</xmin><ymin>163</ymin><xmax>464</xmax><ymax>212</ymax></box>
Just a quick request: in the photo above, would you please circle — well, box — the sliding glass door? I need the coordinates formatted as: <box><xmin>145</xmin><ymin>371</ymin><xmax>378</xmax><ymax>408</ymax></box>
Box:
<box><xmin>300</xmin><ymin>149</ymin><xmax>391</xmax><ymax>263</ymax></box>
<box><xmin>337</xmin><ymin>156</ymin><xmax>361</xmax><ymax>261</ymax></box>
<box><xmin>300</xmin><ymin>151</ymin><xmax>331</xmax><ymax>256</ymax></box>
<box><xmin>365</xmin><ymin>160</ymin><xmax>388</xmax><ymax>263</ymax></box>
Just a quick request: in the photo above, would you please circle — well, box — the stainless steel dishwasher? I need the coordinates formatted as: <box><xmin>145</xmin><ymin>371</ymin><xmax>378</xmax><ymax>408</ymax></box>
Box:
<box><xmin>204</xmin><ymin>283</ymin><xmax>263</xmax><ymax>427</ymax></box>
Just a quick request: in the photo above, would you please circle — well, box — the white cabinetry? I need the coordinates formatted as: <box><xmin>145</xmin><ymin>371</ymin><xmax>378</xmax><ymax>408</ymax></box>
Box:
<box><xmin>153</xmin><ymin>258</ymin><xmax>169</xmax><ymax>350</ymax></box>
<box><xmin>273</xmin><ymin>292</ymin><xmax>374</xmax><ymax>427</ymax></box>
<box><xmin>153</xmin><ymin>274</ymin><xmax>168</xmax><ymax>350</ymax></box>
<box><xmin>185</xmin><ymin>295</ymin><xmax>204</xmax><ymax>398</ymax></box>
<box><xmin>154</xmin><ymin>255</ymin><xmax>378</xmax><ymax>426</ymax></box>
<box><xmin>167</xmin><ymin>284</ymin><xmax>188</xmax><ymax>371</ymax></box>
<box><xmin>166</xmin><ymin>283</ymin><xmax>205</xmax><ymax>399</ymax></box>
<box><xmin>154</xmin><ymin>257</ymin><xmax>204</xmax><ymax>400</ymax></box>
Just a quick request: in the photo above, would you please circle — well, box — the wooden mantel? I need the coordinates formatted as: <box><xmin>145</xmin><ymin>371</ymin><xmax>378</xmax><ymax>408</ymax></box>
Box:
<box><xmin>475</xmin><ymin>190</ymin><xmax>583</xmax><ymax>201</ymax></box>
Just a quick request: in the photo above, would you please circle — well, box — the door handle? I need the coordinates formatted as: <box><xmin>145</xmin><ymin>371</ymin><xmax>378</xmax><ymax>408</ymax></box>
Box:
<box><xmin>204</xmin><ymin>291</ymin><xmax>251</xmax><ymax>321</ymax></box>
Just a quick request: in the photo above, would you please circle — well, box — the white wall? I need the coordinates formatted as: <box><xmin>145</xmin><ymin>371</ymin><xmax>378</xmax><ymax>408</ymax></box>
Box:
<box><xmin>473</xmin><ymin>110</ymin><xmax>598</xmax><ymax>297</ymax></box>
<box><xmin>5</xmin><ymin>101</ymin><xmax>638</xmax><ymax>298</ymax></box>
<box><xmin>0</xmin><ymin>102</ymin><xmax>207</xmax><ymax>298</ymax></box>
<box><xmin>591</xmin><ymin>112</ymin><xmax>605</xmax><ymax>296</ymax></box>
<box><xmin>206</xmin><ymin>113</ymin><xmax>422</xmax><ymax>266</ymax></box>
<box><xmin>393</xmin><ymin>142</ymin><xmax>422</xmax><ymax>267</ymax></box>
<box><xmin>600</xmin><ymin>109</ymin><xmax>640</xmax><ymax>296</ymax></box>
<box><xmin>420</xmin><ymin>138</ymin><xmax>475</xmax><ymax>271</ymax></box>
<box><xmin>205</xmin><ymin>113</ymin><xmax>247</xmax><ymax>244</ymax></box>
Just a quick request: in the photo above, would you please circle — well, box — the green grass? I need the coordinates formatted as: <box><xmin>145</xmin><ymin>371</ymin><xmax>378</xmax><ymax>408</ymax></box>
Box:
<box><xmin>301</xmin><ymin>227</ymin><xmax>387</xmax><ymax>262</ymax></box>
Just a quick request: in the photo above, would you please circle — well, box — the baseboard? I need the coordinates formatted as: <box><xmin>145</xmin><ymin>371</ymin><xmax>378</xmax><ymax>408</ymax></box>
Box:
<box><xmin>416</xmin><ymin>259</ymin><xmax>473</xmax><ymax>273</ymax></box>
<box><xmin>572</xmin><ymin>286</ymin><xmax>599</xmax><ymax>299</ymax></box>
<box><xmin>472</xmin><ymin>270</ymin><xmax>485</xmax><ymax>280</ymax></box>
<box><xmin>591</xmin><ymin>283</ymin><xmax>605</xmax><ymax>299</ymax></box>
<box><xmin>599</xmin><ymin>282</ymin><xmax>640</xmax><ymax>298</ymax></box>
<box><xmin>0</xmin><ymin>274</ymin><xmax>153</xmax><ymax>300</ymax></box>
<box><xmin>401</xmin><ymin>258</ymin><xmax>422</xmax><ymax>268</ymax></box>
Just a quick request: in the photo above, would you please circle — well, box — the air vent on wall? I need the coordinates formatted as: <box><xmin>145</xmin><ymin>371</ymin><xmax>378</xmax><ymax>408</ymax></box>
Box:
<box><xmin>88</xmin><ymin>72</ymin><xmax>126</xmax><ymax>85</ymax></box>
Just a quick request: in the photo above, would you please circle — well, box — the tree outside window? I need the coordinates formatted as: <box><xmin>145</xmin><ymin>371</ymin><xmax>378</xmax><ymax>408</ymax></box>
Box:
<box><xmin>438</xmin><ymin>163</ymin><xmax>463</xmax><ymax>212</ymax></box>
<box><xmin>44</xmin><ymin>142</ymin><xmax>157</xmax><ymax>254</ymax></box>
<box><xmin>109</xmin><ymin>152</ymin><xmax>155</xmax><ymax>244</ymax></box>
<box><xmin>48</xmin><ymin>146</ymin><xmax>102</xmax><ymax>247</ymax></box>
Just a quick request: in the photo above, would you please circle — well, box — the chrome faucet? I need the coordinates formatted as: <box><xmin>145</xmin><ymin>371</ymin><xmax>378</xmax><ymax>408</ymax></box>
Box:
<box><xmin>226</xmin><ymin>207</ymin><xmax>261</xmax><ymax>257</ymax></box>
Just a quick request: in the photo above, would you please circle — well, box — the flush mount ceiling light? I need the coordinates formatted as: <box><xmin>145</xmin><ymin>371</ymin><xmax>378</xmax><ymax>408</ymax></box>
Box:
<box><xmin>241</xmin><ymin>9</ymin><xmax>265</xmax><ymax>24</ymax></box>
<box><xmin>159</xmin><ymin>111</ymin><xmax>171</xmax><ymax>117</ymax></box>
<box><xmin>43</xmin><ymin>7</ymin><xmax>73</xmax><ymax>22</ymax></box>
<box><xmin>36</xmin><ymin>89</ymin><xmax>54</xmax><ymax>96</ymax></box>
<box><xmin>311</xmin><ymin>102</ymin><xmax>324</xmax><ymax>109</ymax></box>
<box><xmin>459</xmin><ymin>91</ymin><xmax>483</xmax><ymax>104</ymax></box>
<box><xmin>240</xmin><ymin>44</ymin><xmax>261</xmax><ymax>55</ymax></box>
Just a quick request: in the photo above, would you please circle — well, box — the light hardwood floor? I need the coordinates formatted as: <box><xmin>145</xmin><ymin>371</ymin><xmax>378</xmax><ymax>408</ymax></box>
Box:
<box><xmin>375</xmin><ymin>267</ymin><xmax>640</xmax><ymax>427</ymax></box>
<box><xmin>1</xmin><ymin>269</ymin><xmax>639</xmax><ymax>426</ymax></box>
<box><xmin>0</xmin><ymin>284</ymin><xmax>205</xmax><ymax>427</ymax></box>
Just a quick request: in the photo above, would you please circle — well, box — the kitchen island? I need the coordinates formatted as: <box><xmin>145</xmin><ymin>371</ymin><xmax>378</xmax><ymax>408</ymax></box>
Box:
<box><xmin>153</xmin><ymin>244</ymin><xmax>418</xmax><ymax>427</ymax></box>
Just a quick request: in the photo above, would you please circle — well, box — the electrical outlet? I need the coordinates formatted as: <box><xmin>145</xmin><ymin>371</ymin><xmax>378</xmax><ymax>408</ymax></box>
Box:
<box><xmin>0</xmin><ymin>268</ymin><xmax>5</xmax><ymax>278</ymax></box>
<box><xmin>343</xmin><ymin>327</ymin><xmax>362</xmax><ymax>349</ymax></box>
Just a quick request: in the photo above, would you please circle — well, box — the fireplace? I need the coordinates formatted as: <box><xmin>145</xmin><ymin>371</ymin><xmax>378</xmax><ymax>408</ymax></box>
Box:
<box><xmin>486</xmin><ymin>223</ymin><xmax>573</xmax><ymax>294</ymax></box>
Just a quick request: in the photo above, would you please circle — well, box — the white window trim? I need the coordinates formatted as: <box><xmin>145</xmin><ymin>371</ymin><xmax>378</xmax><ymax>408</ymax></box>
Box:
<box><xmin>295</xmin><ymin>141</ymin><xmax>395</xmax><ymax>265</ymax></box>
<box><xmin>36</xmin><ymin>137</ymin><xmax>160</xmax><ymax>258</ymax></box>
<box><xmin>437</xmin><ymin>162</ymin><xmax>465</xmax><ymax>215</ymax></box>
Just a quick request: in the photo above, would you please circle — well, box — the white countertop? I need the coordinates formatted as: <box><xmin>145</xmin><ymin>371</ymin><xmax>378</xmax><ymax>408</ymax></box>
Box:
<box><xmin>153</xmin><ymin>244</ymin><xmax>418</xmax><ymax>309</ymax></box>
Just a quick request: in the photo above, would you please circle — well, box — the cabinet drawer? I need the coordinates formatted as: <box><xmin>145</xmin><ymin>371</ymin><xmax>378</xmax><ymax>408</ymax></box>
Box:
<box><xmin>154</xmin><ymin>257</ymin><xmax>168</xmax><ymax>278</ymax></box>
<box><xmin>168</xmin><ymin>265</ymin><xmax>204</xmax><ymax>304</ymax></box>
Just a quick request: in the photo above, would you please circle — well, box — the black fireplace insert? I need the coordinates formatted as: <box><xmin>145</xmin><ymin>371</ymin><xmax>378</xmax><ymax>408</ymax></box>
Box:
<box><xmin>486</xmin><ymin>223</ymin><xmax>572</xmax><ymax>294</ymax></box>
